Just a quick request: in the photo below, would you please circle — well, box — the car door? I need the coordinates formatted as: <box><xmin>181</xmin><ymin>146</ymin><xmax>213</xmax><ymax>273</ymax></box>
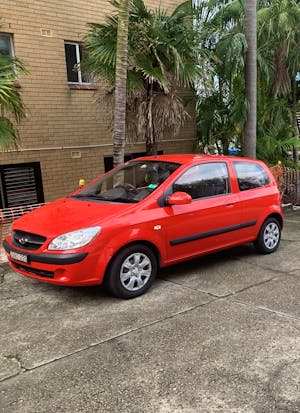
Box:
<box><xmin>163</xmin><ymin>161</ymin><xmax>242</xmax><ymax>264</ymax></box>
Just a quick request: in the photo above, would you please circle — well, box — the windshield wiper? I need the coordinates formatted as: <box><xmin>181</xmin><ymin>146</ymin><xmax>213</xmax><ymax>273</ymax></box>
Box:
<box><xmin>109</xmin><ymin>198</ymin><xmax>138</xmax><ymax>203</ymax></box>
<box><xmin>71</xmin><ymin>194</ymin><xmax>107</xmax><ymax>200</ymax></box>
<box><xmin>71</xmin><ymin>194</ymin><xmax>137</xmax><ymax>203</ymax></box>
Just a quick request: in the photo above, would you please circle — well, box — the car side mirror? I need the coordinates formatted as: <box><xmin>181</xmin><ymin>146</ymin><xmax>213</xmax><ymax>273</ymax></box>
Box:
<box><xmin>167</xmin><ymin>192</ymin><xmax>192</xmax><ymax>205</ymax></box>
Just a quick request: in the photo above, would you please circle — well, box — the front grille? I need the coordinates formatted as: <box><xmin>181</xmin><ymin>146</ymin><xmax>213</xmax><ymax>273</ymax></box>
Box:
<box><xmin>12</xmin><ymin>230</ymin><xmax>46</xmax><ymax>251</ymax></box>
<box><xmin>12</xmin><ymin>262</ymin><xmax>54</xmax><ymax>278</ymax></box>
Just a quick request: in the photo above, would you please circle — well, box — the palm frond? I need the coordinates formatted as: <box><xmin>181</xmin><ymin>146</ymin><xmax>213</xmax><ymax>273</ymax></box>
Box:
<box><xmin>0</xmin><ymin>54</ymin><xmax>27</xmax><ymax>124</ymax></box>
<box><xmin>0</xmin><ymin>117</ymin><xmax>19</xmax><ymax>150</ymax></box>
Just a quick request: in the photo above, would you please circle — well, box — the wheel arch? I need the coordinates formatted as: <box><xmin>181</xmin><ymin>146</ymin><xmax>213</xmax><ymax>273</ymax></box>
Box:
<box><xmin>103</xmin><ymin>240</ymin><xmax>161</xmax><ymax>284</ymax></box>
<box><xmin>265</xmin><ymin>212</ymin><xmax>283</xmax><ymax>228</ymax></box>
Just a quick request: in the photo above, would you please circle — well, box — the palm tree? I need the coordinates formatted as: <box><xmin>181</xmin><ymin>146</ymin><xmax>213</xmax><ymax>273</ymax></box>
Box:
<box><xmin>84</xmin><ymin>0</ymin><xmax>201</xmax><ymax>157</ymax></box>
<box><xmin>244</xmin><ymin>0</ymin><xmax>257</xmax><ymax>159</ymax></box>
<box><xmin>0</xmin><ymin>53</ymin><xmax>27</xmax><ymax>149</ymax></box>
<box><xmin>258</xmin><ymin>0</ymin><xmax>300</xmax><ymax>163</ymax></box>
<box><xmin>113</xmin><ymin>0</ymin><xmax>130</xmax><ymax>167</ymax></box>
<box><xmin>195</xmin><ymin>0</ymin><xmax>248</xmax><ymax>155</ymax></box>
<box><xmin>196</xmin><ymin>0</ymin><xmax>300</xmax><ymax>163</ymax></box>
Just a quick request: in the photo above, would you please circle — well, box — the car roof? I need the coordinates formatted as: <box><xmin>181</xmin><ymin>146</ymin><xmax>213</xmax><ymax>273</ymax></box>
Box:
<box><xmin>130</xmin><ymin>154</ymin><xmax>259</xmax><ymax>165</ymax></box>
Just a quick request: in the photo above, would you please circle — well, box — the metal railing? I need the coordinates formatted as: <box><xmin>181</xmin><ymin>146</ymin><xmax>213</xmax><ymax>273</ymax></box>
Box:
<box><xmin>0</xmin><ymin>204</ymin><xmax>45</xmax><ymax>223</ymax></box>
<box><xmin>270</xmin><ymin>165</ymin><xmax>300</xmax><ymax>205</ymax></box>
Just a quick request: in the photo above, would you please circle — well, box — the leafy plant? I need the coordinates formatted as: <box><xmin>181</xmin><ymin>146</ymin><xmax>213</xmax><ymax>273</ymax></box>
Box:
<box><xmin>195</xmin><ymin>0</ymin><xmax>300</xmax><ymax>164</ymax></box>
<box><xmin>0</xmin><ymin>52</ymin><xmax>27</xmax><ymax>150</ymax></box>
<box><xmin>84</xmin><ymin>0</ymin><xmax>203</xmax><ymax>154</ymax></box>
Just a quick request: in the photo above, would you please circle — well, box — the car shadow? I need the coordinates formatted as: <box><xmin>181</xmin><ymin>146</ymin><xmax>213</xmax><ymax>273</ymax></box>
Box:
<box><xmin>17</xmin><ymin>244</ymin><xmax>257</xmax><ymax>301</ymax></box>
<box><xmin>158</xmin><ymin>243</ymin><xmax>257</xmax><ymax>280</ymax></box>
<box><xmin>25</xmin><ymin>277</ymin><xmax>112</xmax><ymax>301</ymax></box>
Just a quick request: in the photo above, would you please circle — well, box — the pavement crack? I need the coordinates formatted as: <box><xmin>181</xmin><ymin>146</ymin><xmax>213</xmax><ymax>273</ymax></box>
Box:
<box><xmin>161</xmin><ymin>274</ymin><xmax>278</xmax><ymax>299</ymax></box>
<box><xmin>229</xmin><ymin>277</ymin><xmax>277</xmax><ymax>296</ymax></box>
<box><xmin>235</xmin><ymin>257</ymin><xmax>297</xmax><ymax>277</ymax></box>
<box><xmin>0</xmin><ymin>354</ymin><xmax>28</xmax><ymax>382</ymax></box>
<box><xmin>228</xmin><ymin>298</ymin><xmax>300</xmax><ymax>322</ymax></box>
<box><xmin>0</xmin><ymin>299</ymin><xmax>219</xmax><ymax>382</ymax></box>
<box><xmin>159</xmin><ymin>277</ymin><xmax>226</xmax><ymax>298</ymax></box>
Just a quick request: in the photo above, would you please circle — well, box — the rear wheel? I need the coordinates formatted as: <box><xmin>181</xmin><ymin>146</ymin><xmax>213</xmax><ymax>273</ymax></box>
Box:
<box><xmin>105</xmin><ymin>244</ymin><xmax>157</xmax><ymax>299</ymax></box>
<box><xmin>254</xmin><ymin>217</ymin><xmax>281</xmax><ymax>254</ymax></box>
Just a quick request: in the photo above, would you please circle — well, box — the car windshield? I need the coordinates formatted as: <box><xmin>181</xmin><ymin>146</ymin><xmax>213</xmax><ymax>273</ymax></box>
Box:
<box><xmin>71</xmin><ymin>160</ymin><xmax>180</xmax><ymax>203</ymax></box>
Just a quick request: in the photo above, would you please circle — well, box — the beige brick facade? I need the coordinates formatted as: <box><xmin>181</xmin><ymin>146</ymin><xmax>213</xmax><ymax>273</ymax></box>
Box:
<box><xmin>0</xmin><ymin>0</ymin><xmax>195</xmax><ymax>203</ymax></box>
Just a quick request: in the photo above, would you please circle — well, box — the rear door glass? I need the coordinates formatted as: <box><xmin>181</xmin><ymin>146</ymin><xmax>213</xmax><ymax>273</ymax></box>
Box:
<box><xmin>233</xmin><ymin>162</ymin><xmax>270</xmax><ymax>191</ymax></box>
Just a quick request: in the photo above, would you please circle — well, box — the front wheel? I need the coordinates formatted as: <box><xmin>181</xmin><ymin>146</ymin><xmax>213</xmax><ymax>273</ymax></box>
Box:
<box><xmin>254</xmin><ymin>217</ymin><xmax>281</xmax><ymax>254</ymax></box>
<box><xmin>105</xmin><ymin>244</ymin><xmax>157</xmax><ymax>299</ymax></box>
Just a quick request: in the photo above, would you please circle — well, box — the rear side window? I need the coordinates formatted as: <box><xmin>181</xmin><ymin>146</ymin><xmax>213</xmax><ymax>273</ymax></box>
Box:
<box><xmin>234</xmin><ymin>162</ymin><xmax>270</xmax><ymax>191</ymax></box>
<box><xmin>173</xmin><ymin>162</ymin><xmax>230</xmax><ymax>200</ymax></box>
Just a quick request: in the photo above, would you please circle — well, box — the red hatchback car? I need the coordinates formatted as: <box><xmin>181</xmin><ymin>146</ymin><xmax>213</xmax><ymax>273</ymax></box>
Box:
<box><xmin>4</xmin><ymin>154</ymin><xmax>283</xmax><ymax>299</ymax></box>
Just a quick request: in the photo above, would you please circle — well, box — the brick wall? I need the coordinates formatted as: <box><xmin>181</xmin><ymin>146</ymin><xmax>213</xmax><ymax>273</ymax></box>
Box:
<box><xmin>0</xmin><ymin>0</ymin><xmax>196</xmax><ymax>202</ymax></box>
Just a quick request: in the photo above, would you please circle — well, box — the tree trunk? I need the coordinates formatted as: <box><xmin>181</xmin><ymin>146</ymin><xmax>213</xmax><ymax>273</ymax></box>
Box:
<box><xmin>244</xmin><ymin>0</ymin><xmax>257</xmax><ymax>159</ymax></box>
<box><xmin>145</xmin><ymin>84</ymin><xmax>157</xmax><ymax>155</ymax></box>
<box><xmin>291</xmin><ymin>76</ymin><xmax>299</xmax><ymax>164</ymax></box>
<box><xmin>146</xmin><ymin>142</ymin><xmax>158</xmax><ymax>156</ymax></box>
<box><xmin>113</xmin><ymin>0</ymin><xmax>130</xmax><ymax>167</ymax></box>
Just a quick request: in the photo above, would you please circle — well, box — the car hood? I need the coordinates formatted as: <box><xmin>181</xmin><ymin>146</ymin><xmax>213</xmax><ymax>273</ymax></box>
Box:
<box><xmin>12</xmin><ymin>197</ymin><xmax>137</xmax><ymax>238</ymax></box>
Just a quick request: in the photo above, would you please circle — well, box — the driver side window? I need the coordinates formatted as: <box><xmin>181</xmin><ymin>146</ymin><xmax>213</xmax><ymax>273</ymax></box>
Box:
<box><xmin>173</xmin><ymin>162</ymin><xmax>230</xmax><ymax>200</ymax></box>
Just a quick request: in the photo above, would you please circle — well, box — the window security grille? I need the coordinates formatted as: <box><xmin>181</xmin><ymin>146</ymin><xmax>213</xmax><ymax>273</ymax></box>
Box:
<box><xmin>0</xmin><ymin>163</ymin><xmax>44</xmax><ymax>209</ymax></box>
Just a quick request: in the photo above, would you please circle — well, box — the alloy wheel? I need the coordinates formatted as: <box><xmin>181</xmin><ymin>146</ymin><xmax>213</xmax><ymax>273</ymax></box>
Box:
<box><xmin>120</xmin><ymin>252</ymin><xmax>152</xmax><ymax>291</ymax></box>
<box><xmin>263</xmin><ymin>222</ymin><xmax>280</xmax><ymax>250</ymax></box>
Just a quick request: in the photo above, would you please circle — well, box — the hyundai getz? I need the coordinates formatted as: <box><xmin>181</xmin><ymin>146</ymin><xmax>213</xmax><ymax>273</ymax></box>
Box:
<box><xmin>4</xmin><ymin>155</ymin><xmax>283</xmax><ymax>299</ymax></box>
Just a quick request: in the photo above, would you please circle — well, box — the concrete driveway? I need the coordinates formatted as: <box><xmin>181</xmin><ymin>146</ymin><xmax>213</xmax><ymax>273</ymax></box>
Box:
<box><xmin>1</xmin><ymin>209</ymin><xmax>300</xmax><ymax>413</ymax></box>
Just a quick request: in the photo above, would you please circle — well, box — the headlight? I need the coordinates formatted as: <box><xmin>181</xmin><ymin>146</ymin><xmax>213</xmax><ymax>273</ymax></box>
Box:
<box><xmin>48</xmin><ymin>226</ymin><xmax>101</xmax><ymax>251</ymax></box>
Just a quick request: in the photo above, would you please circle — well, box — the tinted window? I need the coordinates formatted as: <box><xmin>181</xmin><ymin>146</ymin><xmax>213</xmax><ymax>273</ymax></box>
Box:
<box><xmin>173</xmin><ymin>162</ymin><xmax>230</xmax><ymax>200</ymax></box>
<box><xmin>234</xmin><ymin>162</ymin><xmax>270</xmax><ymax>191</ymax></box>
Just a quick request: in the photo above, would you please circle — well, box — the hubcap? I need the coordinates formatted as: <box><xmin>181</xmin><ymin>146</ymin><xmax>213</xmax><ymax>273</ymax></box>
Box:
<box><xmin>263</xmin><ymin>222</ymin><xmax>280</xmax><ymax>249</ymax></box>
<box><xmin>120</xmin><ymin>253</ymin><xmax>152</xmax><ymax>291</ymax></box>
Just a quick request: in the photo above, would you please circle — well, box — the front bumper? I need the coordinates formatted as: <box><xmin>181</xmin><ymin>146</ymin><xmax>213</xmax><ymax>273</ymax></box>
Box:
<box><xmin>3</xmin><ymin>239</ymin><xmax>101</xmax><ymax>286</ymax></box>
<box><xmin>3</xmin><ymin>240</ymin><xmax>88</xmax><ymax>265</ymax></box>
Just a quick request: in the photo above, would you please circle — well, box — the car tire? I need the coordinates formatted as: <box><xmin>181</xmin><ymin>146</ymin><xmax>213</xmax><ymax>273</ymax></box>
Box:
<box><xmin>105</xmin><ymin>244</ymin><xmax>157</xmax><ymax>299</ymax></box>
<box><xmin>254</xmin><ymin>217</ymin><xmax>281</xmax><ymax>254</ymax></box>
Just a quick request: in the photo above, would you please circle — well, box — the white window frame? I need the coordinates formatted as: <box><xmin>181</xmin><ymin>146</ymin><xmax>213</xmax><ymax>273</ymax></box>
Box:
<box><xmin>0</xmin><ymin>33</ymin><xmax>15</xmax><ymax>57</ymax></box>
<box><xmin>64</xmin><ymin>41</ymin><xmax>91</xmax><ymax>85</ymax></box>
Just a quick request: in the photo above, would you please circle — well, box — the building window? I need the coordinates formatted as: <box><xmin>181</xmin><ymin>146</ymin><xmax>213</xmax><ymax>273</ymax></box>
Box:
<box><xmin>0</xmin><ymin>163</ymin><xmax>44</xmax><ymax>209</ymax></box>
<box><xmin>64</xmin><ymin>41</ymin><xmax>90</xmax><ymax>84</ymax></box>
<box><xmin>0</xmin><ymin>33</ymin><xmax>14</xmax><ymax>57</ymax></box>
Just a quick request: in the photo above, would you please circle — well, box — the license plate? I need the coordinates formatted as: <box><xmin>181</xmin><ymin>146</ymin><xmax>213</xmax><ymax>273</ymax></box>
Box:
<box><xmin>10</xmin><ymin>251</ymin><xmax>28</xmax><ymax>263</ymax></box>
